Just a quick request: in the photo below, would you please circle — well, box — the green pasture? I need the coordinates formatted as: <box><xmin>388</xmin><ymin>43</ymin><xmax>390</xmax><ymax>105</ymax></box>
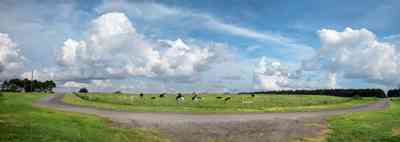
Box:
<box><xmin>63</xmin><ymin>93</ymin><xmax>378</xmax><ymax>113</ymax></box>
<box><xmin>0</xmin><ymin>93</ymin><xmax>170</xmax><ymax>142</ymax></box>
<box><xmin>0</xmin><ymin>92</ymin><xmax>395</xmax><ymax>142</ymax></box>
<box><xmin>327</xmin><ymin>98</ymin><xmax>400</xmax><ymax>142</ymax></box>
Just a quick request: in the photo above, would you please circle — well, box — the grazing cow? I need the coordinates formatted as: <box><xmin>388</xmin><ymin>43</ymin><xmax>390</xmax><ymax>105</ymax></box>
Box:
<box><xmin>159</xmin><ymin>93</ymin><xmax>166</xmax><ymax>98</ymax></box>
<box><xmin>192</xmin><ymin>94</ymin><xmax>202</xmax><ymax>102</ymax></box>
<box><xmin>176</xmin><ymin>93</ymin><xmax>184</xmax><ymax>103</ymax></box>
<box><xmin>191</xmin><ymin>92</ymin><xmax>197</xmax><ymax>100</ymax></box>
<box><xmin>216</xmin><ymin>96</ymin><xmax>223</xmax><ymax>99</ymax></box>
<box><xmin>224</xmin><ymin>97</ymin><xmax>231</xmax><ymax>102</ymax></box>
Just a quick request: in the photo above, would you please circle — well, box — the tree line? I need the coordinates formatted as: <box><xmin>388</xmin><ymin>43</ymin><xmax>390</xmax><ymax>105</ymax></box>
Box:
<box><xmin>387</xmin><ymin>89</ymin><xmax>400</xmax><ymax>97</ymax></box>
<box><xmin>239</xmin><ymin>88</ymin><xmax>387</xmax><ymax>98</ymax></box>
<box><xmin>1</xmin><ymin>78</ymin><xmax>56</xmax><ymax>93</ymax></box>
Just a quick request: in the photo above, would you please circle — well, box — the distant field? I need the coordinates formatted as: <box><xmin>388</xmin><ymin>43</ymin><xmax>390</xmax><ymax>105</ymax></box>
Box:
<box><xmin>0</xmin><ymin>93</ymin><xmax>170</xmax><ymax>142</ymax></box>
<box><xmin>327</xmin><ymin>98</ymin><xmax>400</xmax><ymax>142</ymax></box>
<box><xmin>63</xmin><ymin>93</ymin><xmax>378</xmax><ymax>113</ymax></box>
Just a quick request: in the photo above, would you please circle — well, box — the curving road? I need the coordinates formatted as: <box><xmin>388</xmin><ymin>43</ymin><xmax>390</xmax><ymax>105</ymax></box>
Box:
<box><xmin>33</xmin><ymin>93</ymin><xmax>390</xmax><ymax>142</ymax></box>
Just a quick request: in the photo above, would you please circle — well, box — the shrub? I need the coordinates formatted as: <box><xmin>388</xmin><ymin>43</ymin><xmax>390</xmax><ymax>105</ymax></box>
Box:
<box><xmin>114</xmin><ymin>91</ymin><xmax>122</xmax><ymax>94</ymax></box>
<box><xmin>78</xmin><ymin>88</ymin><xmax>88</xmax><ymax>93</ymax></box>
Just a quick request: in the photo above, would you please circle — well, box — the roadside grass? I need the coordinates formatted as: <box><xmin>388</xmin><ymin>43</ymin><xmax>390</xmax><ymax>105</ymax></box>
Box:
<box><xmin>0</xmin><ymin>93</ymin><xmax>170</xmax><ymax>142</ymax></box>
<box><xmin>63</xmin><ymin>93</ymin><xmax>378</xmax><ymax>113</ymax></box>
<box><xmin>327</xmin><ymin>98</ymin><xmax>400</xmax><ymax>142</ymax></box>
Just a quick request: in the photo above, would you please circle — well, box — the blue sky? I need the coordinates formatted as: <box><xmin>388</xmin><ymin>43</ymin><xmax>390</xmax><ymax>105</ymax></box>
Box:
<box><xmin>0</xmin><ymin>0</ymin><xmax>400</xmax><ymax>92</ymax></box>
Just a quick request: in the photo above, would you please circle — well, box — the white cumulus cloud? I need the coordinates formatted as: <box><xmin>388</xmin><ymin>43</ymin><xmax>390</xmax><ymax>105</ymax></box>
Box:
<box><xmin>38</xmin><ymin>12</ymin><xmax>230</xmax><ymax>84</ymax></box>
<box><xmin>253</xmin><ymin>56</ymin><xmax>324</xmax><ymax>90</ymax></box>
<box><xmin>253</xmin><ymin>56</ymin><xmax>336</xmax><ymax>90</ymax></box>
<box><xmin>0</xmin><ymin>33</ymin><xmax>24</xmax><ymax>80</ymax></box>
<box><xmin>255</xmin><ymin>28</ymin><xmax>400</xmax><ymax>90</ymax></box>
<box><xmin>296</xmin><ymin>27</ymin><xmax>400</xmax><ymax>88</ymax></box>
<box><xmin>315</xmin><ymin>28</ymin><xmax>400</xmax><ymax>87</ymax></box>
<box><xmin>253</xmin><ymin>57</ymin><xmax>289</xmax><ymax>90</ymax></box>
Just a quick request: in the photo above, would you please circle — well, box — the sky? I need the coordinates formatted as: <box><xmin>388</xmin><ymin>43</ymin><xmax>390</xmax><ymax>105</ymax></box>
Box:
<box><xmin>0</xmin><ymin>0</ymin><xmax>400</xmax><ymax>92</ymax></box>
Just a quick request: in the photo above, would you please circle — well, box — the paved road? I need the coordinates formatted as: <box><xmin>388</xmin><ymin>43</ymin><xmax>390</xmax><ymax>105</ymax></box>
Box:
<box><xmin>33</xmin><ymin>93</ymin><xmax>390</xmax><ymax>142</ymax></box>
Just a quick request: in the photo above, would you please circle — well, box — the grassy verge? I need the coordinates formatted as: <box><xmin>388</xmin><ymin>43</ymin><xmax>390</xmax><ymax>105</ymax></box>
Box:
<box><xmin>327</xmin><ymin>98</ymin><xmax>400</xmax><ymax>142</ymax></box>
<box><xmin>0</xmin><ymin>93</ymin><xmax>170</xmax><ymax>142</ymax></box>
<box><xmin>63</xmin><ymin>93</ymin><xmax>378</xmax><ymax>113</ymax></box>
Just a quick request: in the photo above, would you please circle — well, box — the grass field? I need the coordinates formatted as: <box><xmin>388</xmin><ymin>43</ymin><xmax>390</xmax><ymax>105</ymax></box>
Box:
<box><xmin>1</xmin><ymin>92</ymin><xmax>396</xmax><ymax>142</ymax></box>
<box><xmin>63</xmin><ymin>93</ymin><xmax>378</xmax><ymax>113</ymax></box>
<box><xmin>327</xmin><ymin>98</ymin><xmax>400</xmax><ymax>142</ymax></box>
<box><xmin>0</xmin><ymin>93</ymin><xmax>170</xmax><ymax>142</ymax></box>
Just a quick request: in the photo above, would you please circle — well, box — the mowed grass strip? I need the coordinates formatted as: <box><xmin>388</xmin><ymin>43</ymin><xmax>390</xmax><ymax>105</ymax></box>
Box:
<box><xmin>63</xmin><ymin>93</ymin><xmax>378</xmax><ymax>113</ymax></box>
<box><xmin>0</xmin><ymin>93</ymin><xmax>170</xmax><ymax>142</ymax></box>
<box><xmin>327</xmin><ymin>98</ymin><xmax>400</xmax><ymax>142</ymax></box>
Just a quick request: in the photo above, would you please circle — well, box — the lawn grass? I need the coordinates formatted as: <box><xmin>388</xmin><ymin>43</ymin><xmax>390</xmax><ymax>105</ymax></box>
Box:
<box><xmin>0</xmin><ymin>92</ymin><xmax>170</xmax><ymax>142</ymax></box>
<box><xmin>327</xmin><ymin>98</ymin><xmax>400</xmax><ymax>142</ymax></box>
<box><xmin>63</xmin><ymin>93</ymin><xmax>378</xmax><ymax>113</ymax></box>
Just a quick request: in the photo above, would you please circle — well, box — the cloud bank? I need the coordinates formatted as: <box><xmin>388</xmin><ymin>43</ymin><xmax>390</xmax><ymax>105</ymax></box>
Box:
<box><xmin>1</xmin><ymin>0</ymin><xmax>399</xmax><ymax>92</ymax></box>
<box><xmin>254</xmin><ymin>56</ymin><xmax>325</xmax><ymax>90</ymax></box>
<box><xmin>315</xmin><ymin>27</ymin><xmax>400</xmax><ymax>87</ymax></box>
<box><xmin>254</xmin><ymin>28</ymin><xmax>400</xmax><ymax>90</ymax></box>
<box><xmin>35</xmin><ymin>12</ymin><xmax>230</xmax><ymax>85</ymax></box>
<box><xmin>0</xmin><ymin>33</ymin><xmax>24</xmax><ymax>80</ymax></box>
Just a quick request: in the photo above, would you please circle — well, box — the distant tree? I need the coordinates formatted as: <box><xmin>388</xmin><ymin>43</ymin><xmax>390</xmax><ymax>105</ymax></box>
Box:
<box><xmin>44</xmin><ymin>80</ymin><xmax>56</xmax><ymax>92</ymax></box>
<box><xmin>239</xmin><ymin>88</ymin><xmax>386</xmax><ymax>98</ymax></box>
<box><xmin>1</xmin><ymin>81</ymin><xmax>8</xmax><ymax>91</ymax></box>
<box><xmin>79</xmin><ymin>88</ymin><xmax>89</xmax><ymax>93</ymax></box>
<box><xmin>388</xmin><ymin>89</ymin><xmax>400</xmax><ymax>97</ymax></box>
<box><xmin>1</xmin><ymin>79</ymin><xmax>56</xmax><ymax>93</ymax></box>
<box><xmin>388</xmin><ymin>90</ymin><xmax>393</xmax><ymax>97</ymax></box>
<box><xmin>114</xmin><ymin>91</ymin><xmax>122</xmax><ymax>94</ymax></box>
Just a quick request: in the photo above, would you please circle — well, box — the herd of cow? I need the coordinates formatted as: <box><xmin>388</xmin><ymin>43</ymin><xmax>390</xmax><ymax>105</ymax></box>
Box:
<box><xmin>136</xmin><ymin>92</ymin><xmax>257</xmax><ymax>103</ymax></box>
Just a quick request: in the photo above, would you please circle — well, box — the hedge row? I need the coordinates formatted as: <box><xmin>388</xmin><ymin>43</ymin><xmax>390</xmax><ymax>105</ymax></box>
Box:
<box><xmin>239</xmin><ymin>89</ymin><xmax>386</xmax><ymax>98</ymax></box>
<box><xmin>387</xmin><ymin>89</ymin><xmax>400</xmax><ymax>97</ymax></box>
